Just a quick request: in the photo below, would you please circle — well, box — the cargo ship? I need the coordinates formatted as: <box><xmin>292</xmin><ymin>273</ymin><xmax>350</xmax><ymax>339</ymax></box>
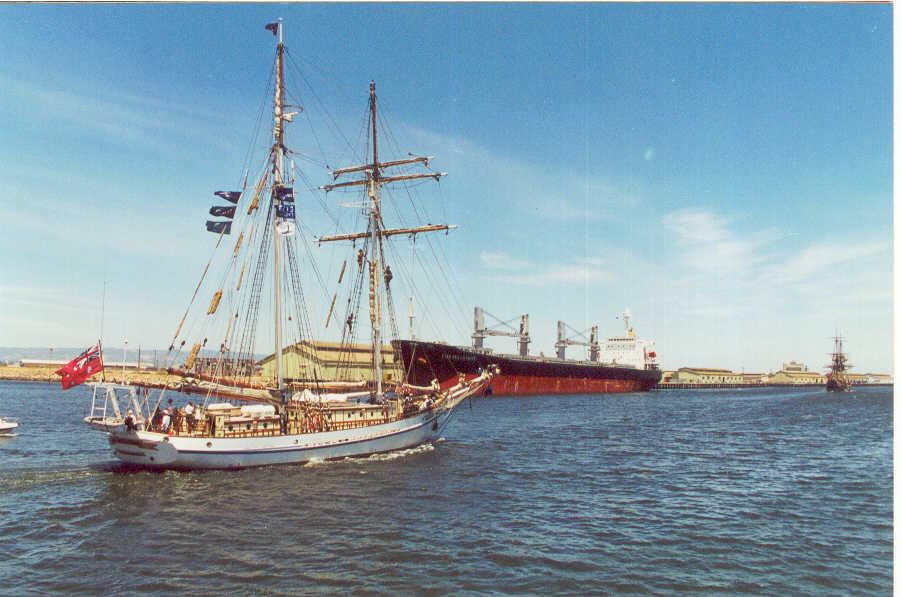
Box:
<box><xmin>395</xmin><ymin>308</ymin><xmax>661</xmax><ymax>396</ymax></box>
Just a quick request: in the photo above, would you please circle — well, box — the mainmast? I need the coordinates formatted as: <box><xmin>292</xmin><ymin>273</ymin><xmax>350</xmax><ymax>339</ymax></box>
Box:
<box><xmin>367</xmin><ymin>82</ymin><xmax>384</xmax><ymax>397</ymax></box>
<box><xmin>272</xmin><ymin>19</ymin><xmax>286</xmax><ymax>392</ymax></box>
<box><xmin>320</xmin><ymin>81</ymin><xmax>452</xmax><ymax>398</ymax></box>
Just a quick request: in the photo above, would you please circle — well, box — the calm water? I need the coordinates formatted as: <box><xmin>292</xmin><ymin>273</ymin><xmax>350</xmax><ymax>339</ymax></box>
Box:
<box><xmin>0</xmin><ymin>381</ymin><xmax>892</xmax><ymax>595</ymax></box>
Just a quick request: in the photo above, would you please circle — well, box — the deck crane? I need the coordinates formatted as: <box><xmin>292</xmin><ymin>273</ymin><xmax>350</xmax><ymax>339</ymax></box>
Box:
<box><xmin>555</xmin><ymin>321</ymin><xmax>600</xmax><ymax>361</ymax></box>
<box><xmin>472</xmin><ymin>306</ymin><xmax>530</xmax><ymax>356</ymax></box>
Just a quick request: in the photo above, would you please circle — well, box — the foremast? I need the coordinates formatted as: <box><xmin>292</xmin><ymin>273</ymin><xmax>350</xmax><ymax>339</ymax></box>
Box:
<box><xmin>319</xmin><ymin>81</ymin><xmax>452</xmax><ymax>399</ymax></box>
<box><xmin>272</xmin><ymin>19</ymin><xmax>286</xmax><ymax>394</ymax></box>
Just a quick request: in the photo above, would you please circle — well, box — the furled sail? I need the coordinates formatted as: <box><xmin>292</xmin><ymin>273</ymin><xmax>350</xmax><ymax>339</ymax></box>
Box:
<box><xmin>185</xmin><ymin>342</ymin><xmax>201</xmax><ymax>369</ymax></box>
<box><xmin>207</xmin><ymin>290</ymin><xmax>223</xmax><ymax>315</ymax></box>
<box><xmin>233</xmin><ymin>232</ymin><xmax>244</xmax><ymax>257</ymax></box>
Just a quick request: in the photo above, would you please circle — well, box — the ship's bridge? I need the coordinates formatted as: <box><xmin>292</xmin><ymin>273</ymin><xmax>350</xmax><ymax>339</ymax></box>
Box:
<box><xmin>600</xmin><ymin>336</ymin><xmax>658</xmax><ymax>370</ymax></box>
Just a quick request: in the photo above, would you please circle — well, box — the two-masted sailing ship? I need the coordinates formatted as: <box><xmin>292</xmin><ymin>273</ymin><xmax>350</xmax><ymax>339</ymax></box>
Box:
<box><xmin>825</xmin><ymin>335</ymin><xmax>852</xmax><ymax>392</ymax></box>
<box><xmin>81</xmin><ymin>20</ymin><xmax>493</xmax><ymax>469</ymax></box>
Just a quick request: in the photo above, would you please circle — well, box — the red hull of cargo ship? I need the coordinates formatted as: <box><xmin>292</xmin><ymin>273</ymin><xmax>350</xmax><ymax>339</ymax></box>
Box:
<box><xmin>478</xmin><ymin>375</ymin><xmax>652</xmax><ymax>396</ymax></box>
<box><xmin>394</xmin><ymin>339</ymin><xmax>661</xmax><ymax>396</ymax></box>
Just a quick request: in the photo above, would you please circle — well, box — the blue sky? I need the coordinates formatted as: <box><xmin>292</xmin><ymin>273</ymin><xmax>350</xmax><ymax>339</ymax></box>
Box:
<box><xmin>0</xmin><ymin>4</ymin><xmax>892</xmax><ymax>373</ymax></box>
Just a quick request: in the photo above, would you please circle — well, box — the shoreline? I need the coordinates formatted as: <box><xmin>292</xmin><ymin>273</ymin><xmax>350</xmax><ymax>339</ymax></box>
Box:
<box><xmin>1</xmin><ymin>368</ymin><xmax>890</xmax><ymax>392</ymax></box>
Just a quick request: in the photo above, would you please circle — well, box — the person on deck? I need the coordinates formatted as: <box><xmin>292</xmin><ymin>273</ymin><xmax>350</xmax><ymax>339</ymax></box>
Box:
<box><xmin>161</xmin><ymin>409</ymin><xmax>171</xmax><ymax>432</ymax></box>
<box><xmin>184</xmin><ymin>402</ymin><xmax>196</xmax><ymax>433</ymax></box>
<box><xmin>150</xmin><ymin>407</ymin><xmax>161</xmax><ymax>431</ymax></box>
<box><xmin>124</xmin><ymin>410</ymin><xmax>136</xmax><ymax>432</ymax></box>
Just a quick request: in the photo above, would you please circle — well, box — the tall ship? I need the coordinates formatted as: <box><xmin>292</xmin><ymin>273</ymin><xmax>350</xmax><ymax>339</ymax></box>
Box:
<box><xmin>395</xmin><ymin>308</ymin><xmax>661</xmax><ymax>396</ymax></box>
<box><xmin>72</xmin><ymin>20</ymin><xmax>492</xmax><ymax>469</ymax></box>
<box><xmin>825</xmin><ymin>335</ymin><xmax>852</xmax><ymax>392</ymax></box>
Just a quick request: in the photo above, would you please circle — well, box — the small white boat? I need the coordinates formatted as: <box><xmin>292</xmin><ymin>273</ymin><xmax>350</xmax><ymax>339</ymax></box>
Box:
<box><xmin>0</xmin><ymin>417</ymin><xmax>19</xmax><ymax>435</ymax></box>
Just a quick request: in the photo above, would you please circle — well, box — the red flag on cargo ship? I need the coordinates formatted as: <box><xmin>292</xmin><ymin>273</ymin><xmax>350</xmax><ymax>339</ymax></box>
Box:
<box><xmin>55</xmin><ymin>343</ymin><xmax>104</xmax><ymax>390</ymax></box>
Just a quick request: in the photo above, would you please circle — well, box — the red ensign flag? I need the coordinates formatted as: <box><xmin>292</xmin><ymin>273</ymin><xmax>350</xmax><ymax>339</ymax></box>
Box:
<box><xmin>55</xmin><ymin>344</ymin><xmax>104</xmax><ymax>390</ymax></box>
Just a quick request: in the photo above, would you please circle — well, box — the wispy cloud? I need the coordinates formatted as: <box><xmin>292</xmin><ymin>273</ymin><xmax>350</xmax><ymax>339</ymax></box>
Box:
<box><xmin>492</xmin><ymin>257</ymin><xmax>609</xmax><ymax>287</ymax></box>
<box><xmin>479</xmin><ymin>250</ymin><xmax>530</xmax><ymax>270</ymax></box>
<box><xmin>663</xmin><ymin>209</ymin><xmax>760</xmax><ymax>274</ymax></box>
<box><xmin>770</xmin><ymin>240</ymin><xmax>890</xmax><ymax>284</ymax></box>
<box><xmin>399</xmin><ymin>125</ymin><xmax>640</xmax><ymax>223</ymax></box>
<box><xmin>2</xmin><ymin>200</ymin><xmax>199</xmax><ymax>260</ymax></box>
<box><xmin>658</xmin><ymin>206</ymin><xmax>893</xmax><ymax>343</ymax></box>
<box><xmin>0</xmin><ymin>286</ymin><xmax>98</xmax><ymax>313</ymax></box>
<box><xmin>1</xmin><ymin>73</ymin><xmax>233</xmax><ymax>151</ymax></box>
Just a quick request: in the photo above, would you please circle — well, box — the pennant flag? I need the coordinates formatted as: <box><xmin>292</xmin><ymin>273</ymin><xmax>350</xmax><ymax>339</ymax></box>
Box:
<box><xmin>214</xmin><ymin>191</ymin><xmax>242</xmax><ymax>204</ymax></box>
<box><xmin>206</xmin><ymin>221</ymin><xmax>232</xmax><ymax>234</ymax></box>
<box><xmin>276</xmin><ymin>204</ymin><xmax>295</xmax><ymax>220</ymax></box>
<box><xmin>265</xmin><ymin>22</ymin><xmax>279</xmax><ymax>36</ymax></box>
<box><xmin>276</xmin><ymin>220</ymin><xmax>296</xmax><ymax>236</ymax></box>
<box><xmin>55</xmin><ymin>344</ymin><xmax>104</xmax><ymax>390</ymax></box>
<box><xmin>275</xmin><ymin>185</ymin><xmax>295</xmax><ymax>202</ymax></box>
<box><xmin>210</xmin><ymin>205</ymin><xmax>237</xmax><ymax>218</ymax></box>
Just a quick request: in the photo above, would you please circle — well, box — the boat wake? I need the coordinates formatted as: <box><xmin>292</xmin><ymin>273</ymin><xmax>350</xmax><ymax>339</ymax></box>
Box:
<box><xmin>0</xmin><ymin>467</ymin><xmax>97</xmax><ymax>492</ymax></box>
<box><xmin>363</xmin><ymin>442</ymin><xmax>435</xmax><ymax>462</ymax></box>
<box><xmin>300</xmin><ymin>443</ymin><xmax>437</xmax><ymax>467</ymax></box>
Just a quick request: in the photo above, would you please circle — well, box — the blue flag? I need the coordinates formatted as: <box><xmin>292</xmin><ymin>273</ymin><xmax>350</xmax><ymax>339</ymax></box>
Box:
<box><xmin>214</xmin><ymin>191</ymin><xmax>241</xmax><ymax>204</ymax></box>
<box><xmin>277</xmin><ymin>204</ymin><xmax>295</xmax><ymax>220</ymax></box>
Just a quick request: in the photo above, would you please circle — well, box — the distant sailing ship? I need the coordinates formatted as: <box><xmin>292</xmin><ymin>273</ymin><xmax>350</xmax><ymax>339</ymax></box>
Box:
<box><xmin>76</xmin><ymin>20</ymin><xmax>492</xmax><ymax>469</ymax></box>
<box><xmin>396</xmin><ymin>308</ymin><xmax>661</xmax><ymax>396</ymax></box>
<box><xmin>825</xmin><ymin>335</ymin><xmax>852</xmax><ymax>392</ymax></box>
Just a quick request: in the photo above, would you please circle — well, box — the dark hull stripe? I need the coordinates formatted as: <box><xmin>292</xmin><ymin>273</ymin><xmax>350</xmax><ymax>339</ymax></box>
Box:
<box><xmin>395</xmin><ymin>339</ymin><xmax>662</xmax><ymax>395</ymax></box>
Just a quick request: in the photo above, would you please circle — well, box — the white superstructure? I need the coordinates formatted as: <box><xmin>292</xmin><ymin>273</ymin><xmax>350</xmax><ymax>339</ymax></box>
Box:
<box><xmin>598</xmin><ymin>309</ymin><xmax>659</xmax><ymax>370</ymax></box>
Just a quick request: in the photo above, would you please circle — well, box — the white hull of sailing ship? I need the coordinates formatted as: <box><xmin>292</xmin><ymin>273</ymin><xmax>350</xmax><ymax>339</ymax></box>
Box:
<box><xmin>108</xmin><ymin>409</ymin><xmax>446</xmax><ymax>469</ymax></box>
<box><xmin>89</xmin><ymin>372</ymin><xmax>488</xmax><ymax>469</ymax></box>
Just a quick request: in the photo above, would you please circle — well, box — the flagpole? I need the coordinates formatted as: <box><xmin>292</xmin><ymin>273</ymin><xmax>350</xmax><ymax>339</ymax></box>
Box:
<box><xmin>99</xmin><ymin>256</ymin><xmax>107</xmax><ymax>381</ymax></box>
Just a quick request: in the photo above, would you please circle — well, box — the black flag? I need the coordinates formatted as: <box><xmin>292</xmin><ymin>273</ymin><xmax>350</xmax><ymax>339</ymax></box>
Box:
<box><xmin>210</xmin><ymin>206</ymin><xmax>237</xmax><ymax>218</ymax></box>
<box><xmin>214</xmin><ymin>191</ymin><xmax>241</xmax><ymax>204</ymax></box>
<box><xmin>265</xmin><ymin>22</ymin><xmax>279</xmax><ymax>36</ymax></box>
<box><xmin>275</xmin><ymin>185</ymin><xmax>294</xmax><ymax>202</ymax></box>
<box><xmin>206</xmin><ymin>221</ymin><xmax>232</xmax><ymax>235</ymax></box>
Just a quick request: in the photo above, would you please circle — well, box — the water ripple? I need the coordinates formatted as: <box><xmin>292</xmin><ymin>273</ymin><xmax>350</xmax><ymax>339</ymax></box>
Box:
<box><xmin>0</xmin><ymin>382</ymin><xmax>892</xmax><ymax>594</ymax></box>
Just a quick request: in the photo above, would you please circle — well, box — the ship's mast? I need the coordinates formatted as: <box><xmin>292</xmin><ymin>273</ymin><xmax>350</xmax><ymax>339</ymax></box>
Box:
<box><xmin>368</xmin><ymin>82</ymin><xmax>384</xmax><ymax>397</ymax></box>
<box><xmin>319</xmin><ymin>81</ymin><xmax>452</xmax><ymax>398</ymax></box>
<box><xmin>272</xmin><ymin>19</ymin><xmax>285</xmax><ymax>392</ymax></box>
<box><xmin>408</xmin><ymin>237</ymin><xmax>416</xmax><ymax>340</ymax></box>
